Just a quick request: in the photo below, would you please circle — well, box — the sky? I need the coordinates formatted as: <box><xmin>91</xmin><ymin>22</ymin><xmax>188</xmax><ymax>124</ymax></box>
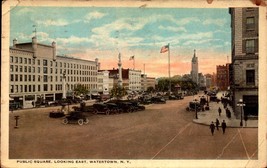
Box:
<box><xmin>10</xmin><ymin>6</ymin><xmax>231</xmax><ymax>78</ymax></box>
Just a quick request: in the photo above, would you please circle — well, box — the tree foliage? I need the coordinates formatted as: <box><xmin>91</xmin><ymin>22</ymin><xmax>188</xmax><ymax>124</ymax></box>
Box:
<box><xmin>157</xmin><ymin>76</ymin><xmax>198</xmax><ymax>92</ymax></box>
<box><xmin>110</xmin><ymin>86</ymin><xmax>127</xmax><ymax>100</ymax></box>
<box><xmin>74</xmin><ymin>84</ymin><xmax>88</xmax><ymax>95</ymax></box>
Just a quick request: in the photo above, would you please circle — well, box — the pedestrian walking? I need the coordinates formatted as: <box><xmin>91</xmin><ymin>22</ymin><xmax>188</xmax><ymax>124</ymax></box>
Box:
<box><xmin>218</xmin><ymin>107</ymin><xmax>222</xmax><ymax>116</ymax></box>
<box><xmin>222</xmin><ymin>120</ymin><xmax>227</xmax><ymax>134</ymax></box>
<box><xmin>210</xmin><ymin>121</ymin><xmax>215</xmax><ymax>136</ymax></box>
<box><xmin>215</xmin><ymin>118</ymin><xmax>220</xmax><ymax>130</ymax></box>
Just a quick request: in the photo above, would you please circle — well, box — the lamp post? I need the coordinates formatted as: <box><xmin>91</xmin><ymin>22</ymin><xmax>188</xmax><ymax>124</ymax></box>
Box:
<box><xmin>237</xmin><ymin>99</ymin><xmax>245</xmax><ymax>127</ymax></box>
<box><xmin>194</xmin><ymin>99</ymin><xmax>198</xmax><ymax>119</ymax></box>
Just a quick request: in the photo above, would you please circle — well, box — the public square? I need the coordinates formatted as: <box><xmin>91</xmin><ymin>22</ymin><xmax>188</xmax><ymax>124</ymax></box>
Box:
<box><xmin>9</xmin><ymin>95</ymin><xmax>258</xmax><ymax>160</ymax></box>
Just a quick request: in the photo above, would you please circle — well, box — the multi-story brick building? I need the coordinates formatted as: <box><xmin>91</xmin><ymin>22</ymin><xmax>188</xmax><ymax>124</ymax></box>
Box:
<box><xmin>229</xmin><ymin>7</ymin><xmax>259</xmax><ymax>118</ymax></box>
<box><xmin>216</xmin><ymin>64</ymin><xmax>230</xmax><ymax>91</ymax></box>
<box><xmin>9</xmin><ymin>37</ymin><xmax>98</xmax><ymax>108</ymax></box>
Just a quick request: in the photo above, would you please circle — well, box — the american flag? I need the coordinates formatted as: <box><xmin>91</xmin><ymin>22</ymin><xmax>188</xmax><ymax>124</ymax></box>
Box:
<box><xmin>160</xmin><ymin>45</ymin><xmax>169</xmax><ymax>53</ymax></box>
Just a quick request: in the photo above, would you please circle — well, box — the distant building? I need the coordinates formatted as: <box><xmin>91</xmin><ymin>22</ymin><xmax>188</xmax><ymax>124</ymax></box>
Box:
<box><xmin>229</xmin><ymin>7</ymin><xmax>259</xmax><ymax>118</ymax></box>
<box><xmin>141</xmin><ymin>74</ymin><xmax>156</xmax><ymax>91</ymax></box>
<box><xmin>9</xmin><ymin>37</ymin><xmax>98</xmax><ymax>108</ymax></box>
<box><xmin>198</xmin><ymin>73</ymin><xmax>206</xmax><ymax>89</ymax></box>
<box><xmin>191</xmin><ymin>49</ymin><xmax>198</xmax><ymax>84</ymax></box>
<box><xmin>97</xmin><ymin>70</ymin><xmax>110</xmax><ymax>95</ymax></box>
<box><xmin>105</xmin><ymin>68</ymin><xmax>141</xmax><ymax>92</ymax></box>
<box><xmin>216</xmin><ymin>64</ymin><xmax>230</xmax><ymax>91</ymax></box>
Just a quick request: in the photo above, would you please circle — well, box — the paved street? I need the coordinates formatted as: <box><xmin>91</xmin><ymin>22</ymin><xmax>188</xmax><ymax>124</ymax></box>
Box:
<box><xmin>9</xmin><ymin>96</ymin><xmax>258</xmax><ymax>160</ymax></box>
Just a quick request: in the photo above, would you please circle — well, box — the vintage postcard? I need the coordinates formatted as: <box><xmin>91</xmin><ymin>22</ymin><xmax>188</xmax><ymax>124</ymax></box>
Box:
<box><xmin>1</xmin><ymin>0</ymin><xmax>267</xmax><ymax>167</ymax></box>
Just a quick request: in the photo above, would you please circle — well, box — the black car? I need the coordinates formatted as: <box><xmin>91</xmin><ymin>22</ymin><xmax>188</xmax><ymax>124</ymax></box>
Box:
<box><xmin>62</xmin><ymin>112</ymin><xmax>89</xmax><ymax>125</ymax></box>
<box><xmin>186</xmin><ymin>101</ymin><xmax>201</xmax><ymax>112</ymax></box>
<box><xmin>93</xmin><ymin>103</ymin><xmax>110</xmax><ymax>115</ymax></box>
<box><xmin>151</xmin><ymin>96</ymin><xmax>166</xmax><ymax>104</ymax></box>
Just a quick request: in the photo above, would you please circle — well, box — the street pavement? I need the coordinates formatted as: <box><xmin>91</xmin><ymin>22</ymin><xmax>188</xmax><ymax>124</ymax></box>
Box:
<box><xmin>193</xmin><ymin>92</ymin><xmax>258</xmax><ymax>128</ymax></box>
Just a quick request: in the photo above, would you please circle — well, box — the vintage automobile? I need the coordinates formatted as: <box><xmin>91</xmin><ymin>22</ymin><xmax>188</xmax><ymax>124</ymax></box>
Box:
<box><xmin>62</xmin><ymin>112</ymin><xmax>89</xmax><ymax>125</ymax></box>
<box><xmin>151</xmin><ymin>96</ymin><xmax>166</xmax><ymax>104</ymax></box>
<box><xmin>93</xmin><ymin>103</ymin><xmax>110</xmax><ymax>115</ymax></box>
<box><xmin>186</xmin><ymin>101</ymin><xmax>201</xmax><ymax>112</ymax></box>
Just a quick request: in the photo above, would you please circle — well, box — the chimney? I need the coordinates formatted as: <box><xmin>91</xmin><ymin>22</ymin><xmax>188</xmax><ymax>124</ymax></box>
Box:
<box><xmin>32</xmin><ymin>37</ymin><xmax>37</xmax><ymax>58</ymax></box>
<box><xmin>52</xmin><ymin>41</ymin><xmax>56</xmax><ymax>61</ymax></box>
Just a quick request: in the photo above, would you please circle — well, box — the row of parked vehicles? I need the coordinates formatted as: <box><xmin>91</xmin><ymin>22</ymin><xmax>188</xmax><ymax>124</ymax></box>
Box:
<box><xmin>49</xmin><ymin>92</ymin><xmax>185</xmax><ymax>125</ymax></box>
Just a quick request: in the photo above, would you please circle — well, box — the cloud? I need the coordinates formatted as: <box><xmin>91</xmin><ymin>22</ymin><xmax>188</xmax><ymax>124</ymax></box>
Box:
<box><xmin>36</xmin><ymin>19</ymin><xmax>69</xmax><ymax>27</ymax></box>
<box><xmin>203</xmin><ymin>18</ymin><xmax>227</xmax><ymax>27</ymax></box>
<box><xmin>56</xmin><ymin>35</ymin><xmax>91</xmax><ymax>45</ymax></box>
<box><xmin>84</xmin><ymin>11</ymin><xmax>106</xmax><ymax>22</ymax></box>
<box><xmin>158</xmin><ymin>25</ymin><xmax>187</xmax><ymax>32</ymax></box>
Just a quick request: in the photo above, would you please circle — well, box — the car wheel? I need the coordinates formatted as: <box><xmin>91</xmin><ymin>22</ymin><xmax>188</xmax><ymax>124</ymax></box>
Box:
<box><xmin>78</xmin><ymin>119</ymin><xmax>84</xmax><ymax>125</ymax></box>
<box><xmin>93</xmin><ymin>109</ymin><xmax>98</xmax><ymax>115</ymax></box>
<box><xmin>84</xmin><ymin>118</ymin><xmax>89</xmax><ymax>124</ymax></box>
<box><xmin>105</xmin><ymin>110</ymin><xmax>110</xmax><ymax>115</ymax></box>
<box><xmin>62</xmin><ymin>118</ymin><xmax>68</xmax><ymax>124</ymax></box>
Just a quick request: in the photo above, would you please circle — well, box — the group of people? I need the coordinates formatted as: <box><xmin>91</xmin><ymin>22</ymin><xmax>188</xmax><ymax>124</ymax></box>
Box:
<box><xmin>209</xmin><ymin>119</ymin><xmax>227</xmax><ymax>136</ymax></box>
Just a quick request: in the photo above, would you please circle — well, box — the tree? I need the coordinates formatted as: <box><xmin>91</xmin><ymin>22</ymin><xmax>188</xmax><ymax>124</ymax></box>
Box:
<box><xmin>110</xmin><ymin>86</ymin><xmax>126</xmax><ymax>100</ymax></box>
<box><xmin>147</xmin><ymin>86</ymin><xmax>155</xmax><ymax>93</ymax></box>
<box><xmin>74</xmin><ymin>84</ymin><xmax>88</xmax><ymax>95</ymax></box>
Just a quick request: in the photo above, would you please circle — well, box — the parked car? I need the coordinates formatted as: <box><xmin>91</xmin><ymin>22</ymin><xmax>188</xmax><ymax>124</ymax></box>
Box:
<box><xmin>93</xmin><ymin>103</ymin><xmax>110</xmax><ymax>115</ymax></box>
<box><xmin>186</xmin><ymin>101</ymin><xmax>201</xmax><ymax>112</ymax></box>
<box><xmin>151</xmin><ymin>96</ymin><xmax>166</xmax><ymax>104</ymax></box>
<box><xmin>62</xmin><ymin>111</ymin><xmax>89</xmax><ymax>125</ymax></box>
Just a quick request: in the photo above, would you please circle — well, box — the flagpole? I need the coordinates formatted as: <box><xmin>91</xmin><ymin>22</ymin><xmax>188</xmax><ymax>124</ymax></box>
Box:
<box><xmin>134</xmin><ymin>57</ymin><xmax>135</xmax><ymax>70</ymax></box>
<box><xmin>168</xmin><ymin>43</ymin><xmax>171</xmax><ymax>94</ymax></box>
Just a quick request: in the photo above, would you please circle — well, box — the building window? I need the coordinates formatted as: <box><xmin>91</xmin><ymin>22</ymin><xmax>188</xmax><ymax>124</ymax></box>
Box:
<box><xmin>15</xmin><ymin>74</ymin><xmax>18</xmax><ymax>81</ymax></box>
<box><xmin>33</xmin><ymin>85</ymin><xmax>35</xmax><ymax>92</ymax></box>
<box><xmin>38</xmin><ymin>59</ymin><xmax>40</xmax><ymax>65</ymax></box>
<box><xmin>55</xmin><ymin>62</ymin><xmax>58</xmax><ymax>67</ymax></box>
<box><xmin>50</xmin><ymin>84</ymin><xmax>53</xmax><ymax>91</ymax></box>
<box><xmin>10</xmin><ymin>85</ymin><xmax>14</xmax><ymax>93</ymax></box>
<box><xmin>15</xmin><ymin>65</ymin><xmax>18</xmax><ymax>72</ymax></box>
<box><xmin>15</xmin><ymin>57</ymin><xmax>18</xmax><ymax>63</ymax></box>
<box><xmin>20</xmin><ymin>85</ymin><xmax>23</xmax><ymax>92</ymax></box>
<box><xmin>60</xmin><ymin>62</ymin><xmax>62</xmax><ymax>67</ymax></box>
<box><xmin>28</xmin><ymin>58</ymin><xmax>31</xmax><ymax>64</ymax></box>
<box><xmin>246</xmin><ymin>40</ymin><xmax>255</xmax><ymax>53</ymax></box>
<box><xmin>20</xmin><ymin>66</ymin><xmax>23</xmax><ymax>72</ymax></box>
<box><xmin>24</xmin><ymin>58</ymin><xmax>27</xmax><ymax>64</ymax></box>
<box><xmin>50</xmin><ymin>68</ymin><xmax>53</xmax><ymax>73</ymax></box>
<box><xmin>43</xmin><ymin>75</ymin><xmax>48</xmax><ymax>82</ymax></box>
<box><xmin>24</xmin><ymin>66</ymin><xmax>27</xmax><ymax>72</ymax></box>
<box><xmin>33</xmin><ymin>59</ymin><xmax>35</xmax><ymax>65</ymax></box>
<box><xmin>19</xmin><ymin>57</ymin><xmax>22</xmax><ymax>63</ymax></box>
<box><xmin>246</xmin><ymin>17</ymin><xmax>255</xmax><ymax>31</ymax></box>
<box><xmin>10</xmin><ymin>74</ymin><xmax>14</xmax><ymax>81</ymax></box>
<box><xmin>33</xmin><ymin>75</ymin><xmax>35</xmax><ymax>81</ymax></box>
<box><xmin>44</xmin><ymin>84</ymin><xmax>48</xmax><ymax>91</ymax></box>
<box><xmin>20</xmin><ymin>75</ymin><xmax>22</xmax><ymax>81</ymax></box>
<box><xmin>43</xmin><ymin>60</ymin><xmax>47</xmax><ymax>66</ymax></box>
<box><xmin>43</xmin><ymin>67</ymin><xmax>47</xmax><ymax>74</ymax></box>
<box><xmin>33</xmin><ymin>67</ymin><xmax>35</xmax><ymax>73</ymax></box>
<box><xmin>28</xmin><ymin>66</ymin><xmax>31</xmax><ymax>73</ymax></box>
<box><xmin>38</xmin><ymin>85</ymin><xmax>41</xmax><ymax>92</ymax></box>
<box><xmin>38</xmin><ymin>75</ymin><xmax>41</xmax><ymax>82</ymax></box>
<box><xmin>29</xmin><ymin>85</ymin><xmax>31</xmax><ymax>92</ymax></box>
<box><xmin>10</xmin><ymin>65</ymin><xmax>13</xmax><ymax>72</ymax></box>
<box><xmin>10</xmin><ymin>56</ymin><xmax>13</xmax><ymax>63</ymax></box>
<box><xmin>50</xmin><ymin>61</ymin><xmax>53</xmax><ymax>66</ymax></box>
<box><xmin>24</xmin><ymin>75</ymin><xmax>27</xmax><ymax>81</ymax></box>
<box><xmin>50</xmin><ymin>76</ymin><xmax>53</xmax><ymax>82</ymax></box>
<box><xmin>38</xmin><ymin>67</ymin><xmax>41</xmax><ymax>73</ymax></box>
<box><xmin>29</xmin><ymin>75</ymin><xmax>31</xmax><ymax>81</ymax></box>
<box><xmin>24</xmin><ymin>85</ymin><xmax>27</xmax><ymax>92</ymax></box>
<box><xmin>246</xmin><ymin>70</ymin><xmax>255</xmax><ymax>85</ymax></box>
<box><xmin>55</xmin><ymin>69</ymin><xmax>58</xmax><ymax>74</ymax></box>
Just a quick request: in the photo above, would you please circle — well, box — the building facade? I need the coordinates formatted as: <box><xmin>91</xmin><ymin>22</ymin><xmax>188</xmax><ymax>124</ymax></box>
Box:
<box><xmin>141</xmin><ymin>74</ymin><xmax>156</xmax><ymax>91</ymax></box>
<box><xmin>106</xmin><ymin>68</ymin><xmax>141</xmax><ymax>92</ymax></box>
<box><xmin>191</xmin><ymin>49</ymin><xmax>198</xmax><ymax>84</ymax></box>
<box><xmin>229</xmin><ymin>7</ymin><xmax>259</xmax><ymax>118</ymax></box>
<box><xmin>97</xmin><ymin>70</ymin><xmax>110</xmax><ymax>95</ymax></box>
<box><xmin>216</xmin><ymin>64</ymin><xmax>230</xmax><ymax>91</ymax></box>
<box><xmin>10</xmin><ymin>37</ymin><xmax>98</xmax><ymax>108</ymax></box>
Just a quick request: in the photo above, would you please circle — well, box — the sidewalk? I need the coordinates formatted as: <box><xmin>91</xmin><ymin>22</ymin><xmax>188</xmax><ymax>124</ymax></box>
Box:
<box><xmin>192</xmin><ymin>101</ymin><xmax>258</xmax><ymax>128</ymax></box>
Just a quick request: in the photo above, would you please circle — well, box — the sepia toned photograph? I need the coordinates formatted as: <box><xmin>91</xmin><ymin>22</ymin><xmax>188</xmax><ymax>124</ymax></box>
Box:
<box><xmin>1</xmin><ymin>1</ymin><xmax>266</xmax><ymax>168</ymax></box>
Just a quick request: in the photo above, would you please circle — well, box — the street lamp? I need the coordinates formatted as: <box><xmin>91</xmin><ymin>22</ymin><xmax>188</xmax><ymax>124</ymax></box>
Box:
<box><xmin>194</xmin><ymin>99</ymin><xmax>198</xmax><ymax>119</ymax></box>
<box><xmin>237</xmin><ymin>99</ymin><xmax>245</xmax><ymax>127</ymax></box>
